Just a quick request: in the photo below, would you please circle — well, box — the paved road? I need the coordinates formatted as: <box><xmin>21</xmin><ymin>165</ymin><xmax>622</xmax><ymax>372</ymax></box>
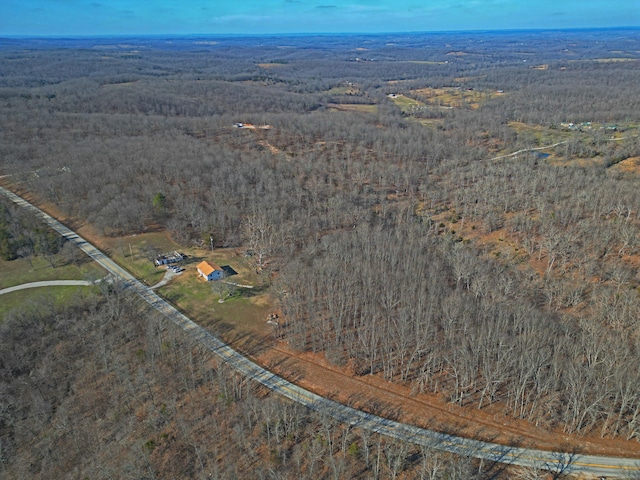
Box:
<box><xmin>2</xmin><ymin>186</ymin><xmax>639</xmax><ymax>478</ymax></box>
<box><xmin>150</xmin><ymin>268</ymin><xmax>182</xmax><ymax>290</ymax></box>
<box><xmin>0</xmin><ymin>279</ymin><xmax>95</xmax><ymax>296</ymax></box>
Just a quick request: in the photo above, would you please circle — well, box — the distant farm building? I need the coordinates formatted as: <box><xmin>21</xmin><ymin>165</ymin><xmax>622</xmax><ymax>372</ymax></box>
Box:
<box><xmin>197</xmin><ymin>261</ymin><xmax>224</xmax><ymax>281</ymax></box>
<box><xmin>155</xmin><ymin>251</ymin><xmax>184</xmax><ymax>266</ymax></box>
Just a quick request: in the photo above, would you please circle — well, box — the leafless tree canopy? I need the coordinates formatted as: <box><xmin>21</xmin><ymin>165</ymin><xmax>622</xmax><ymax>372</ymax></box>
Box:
<box><xmin>2</xmin><ymin>29</ymin><xmax>640</xmax><ymax>475</ymax></box>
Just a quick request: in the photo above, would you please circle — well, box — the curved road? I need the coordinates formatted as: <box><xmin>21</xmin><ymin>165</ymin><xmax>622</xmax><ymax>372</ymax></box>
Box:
<box><xmin>2</xmin><ymin>186</ymin><xmax>639</xmax><ymax>478</ymax></box>
<box><xmin>0</xmin><ymin>279</ymin><xmax>95</xmax><ymax>296</ymax></box>
<box><xmin>488</xmin><ymin>134</ymin><xmax>639</xmax><ymax>162</ymax></box>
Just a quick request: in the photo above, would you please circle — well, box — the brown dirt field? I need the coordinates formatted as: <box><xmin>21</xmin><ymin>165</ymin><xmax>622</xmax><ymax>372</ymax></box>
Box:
<box><xmin>613</xmin><ymin>156</ymin><xmax>640</xmax><ymax>174</ymax></box>
<box><xmin>257</xmin><ymin>139</ymin><xmax>282</xmax><ymax>155</ymax></box>
<box><xmin>4</xmin><ymin>182</ymin><xmax>640</xmax><ymax>460</ymax></box>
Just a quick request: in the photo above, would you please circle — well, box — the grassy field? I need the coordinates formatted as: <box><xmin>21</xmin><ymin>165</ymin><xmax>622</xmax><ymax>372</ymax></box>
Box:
<box><xmin>0</xmin><ymin>194</ymin><xmax>276</xmax><ymax>343</ymax></box>
<box><xmin>0</xmin><ymin>255</ymin><xmax>104</xmax><ymax>290</ymax></box>
<box><xmin>415</xmin><ymin>118</ymin><xmax>444</xmax><ymax>128</ymax></box>
<box><xmin>388</xmin><ymin>94</ymin><xmax>425</xmax><ymax>113</ymax></box>
<box><xmin>157</xmin><ymin>248</ymin><xmax>275</xmax><ymax>349</ymax></box>
<box><xmin>0</xmin><ymin>285</ymin><xmax>100</xmax><ymax>321</ymax></box>
<box><xmin>0</xmin><ymin>215</ymin><xmax>275</xmax><ymax>346</ymax></box>
<box><xmin>103</xmin><ymin>231</ymin><xmax>260</xmax><ymax>288</ymax></box>
<box><xmin>612</xmin><ymin>156</ymin><xmax>640</xmax><ymax>174</ymax></box>
<box><xmin>0</xmin><ymin>245</ymin><xmax>104</xmax><ymax>322</ymax></box>
<box><xmin>507</xmin><ymin>121</ymin><xmax>573</xmax><ymax>146</ymax></box>
<box><xmin>412</xmin><ymin>87</ymin><xmax>500</xmax><ymax>109</ymax></box>
<box><xmin>162</xmin><ymin>276</ymin><xmax>272</xmax><ymax>335</ymax></box>
<box><xmin>327</xmin><ymin>103</ymin><xmax>378</xmax><ymax>113</ymax></box>
<box><xmin>101</xmin><ymin>231</ymin><xmax>185</xmax><ymax>286</ymax></box>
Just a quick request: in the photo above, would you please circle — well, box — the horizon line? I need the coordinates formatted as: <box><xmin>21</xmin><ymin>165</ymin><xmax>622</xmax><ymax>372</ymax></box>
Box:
<box><xmin>1</xmin><ymin>25</ymin><xmax>639</xmax><ymax>40</ymax></box>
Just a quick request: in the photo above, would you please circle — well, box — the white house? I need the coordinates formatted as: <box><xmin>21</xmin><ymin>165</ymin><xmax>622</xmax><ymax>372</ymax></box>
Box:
<box><xmin>197</xmin><ymin>261</ymin><xmax>224</xmax><ymax>281</ymax></box>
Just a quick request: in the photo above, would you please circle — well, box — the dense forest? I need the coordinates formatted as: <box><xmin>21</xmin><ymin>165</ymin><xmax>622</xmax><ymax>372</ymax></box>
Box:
<box><xmin>1</xmin><ymin>29</ymin><xmax>640</xmax><ymax>476</ymax></box>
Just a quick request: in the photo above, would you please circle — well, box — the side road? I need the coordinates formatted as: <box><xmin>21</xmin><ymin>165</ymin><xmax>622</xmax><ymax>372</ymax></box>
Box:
<box><xmin>2</xmin><ymin>186</ymin><xmax>638</xmax><ymax>478</ymax></box>
<box><xmin>0</xmin><ymin>279</ymin><xmax>95</xmax><ymax>296</ymax></box>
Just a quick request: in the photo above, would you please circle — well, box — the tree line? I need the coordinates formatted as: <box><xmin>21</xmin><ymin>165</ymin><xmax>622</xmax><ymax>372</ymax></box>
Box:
<box><xmin>0</xmin><ymin>197</ymin><xmax>65</xmax><ymax>265</ymax></box>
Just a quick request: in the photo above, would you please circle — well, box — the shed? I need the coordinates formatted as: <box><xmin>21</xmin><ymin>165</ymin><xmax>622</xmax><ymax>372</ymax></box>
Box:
<box><xmin>155</xmin><ymin>251</ymin><xmax>184</xmax><ymax>266</ymax></box>
<box><xmin>197</xmin><ymin>261</ymin><xmax>224</xmax><ymax>281</ymax></box>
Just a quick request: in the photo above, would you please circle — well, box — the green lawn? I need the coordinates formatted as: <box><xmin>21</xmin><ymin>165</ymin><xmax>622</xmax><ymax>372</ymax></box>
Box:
<box><xmin>389</xmin><ymin>94</ymin><xmax>425</xmax><ymax>113</ymax></box>
<box><xmin>0</xmin><ymin>223</ymin><xmax>276</xmax><ymax>349</ymax></box>
<box><xmin>0</xmin><ymin>255</ymin><xmax>105</xmax><ymax>290</ymax></box>
<box><xmin>507</xmin><ymin>121</ymin><xmax>573</xmax><ymax>147</ymax></box>
<box><xmin>326</xmin><ymin>85</ymin><xmax>360</xmax><ymax>95</ymax></box>
<box><xmin>105</xmin><ymin>232</ymin><xmax>184</xmax><ymax>286</ymax></box>
<box><xmin>0</xmin><ymin>285</ymin><xmax>100</xmax><ymax>322</ymax></box>
<box><xmin>103</xmin><ymin>232</ymin><xmax>262</xmax><ymax>288</ymax></box>
<box><xmin>157</xmin><ymin>249</ymin><xmax>274</xmax><ymax>349</ymax></box>
<box><xmin>0</xmin><ymin>250</ymin><xmax>103</xmax><ymax>322</ymax></box>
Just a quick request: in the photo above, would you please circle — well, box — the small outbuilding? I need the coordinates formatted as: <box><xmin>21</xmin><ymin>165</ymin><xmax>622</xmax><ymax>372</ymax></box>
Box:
<box><xmin>155</xmin><ymin>251</ymin><xmax>184</xmax><ymax>266</ymax></box>
<box><xmin>197</xmin><ymin>261</ymin><xmax>224</xmax><ymax>281</ymax></box>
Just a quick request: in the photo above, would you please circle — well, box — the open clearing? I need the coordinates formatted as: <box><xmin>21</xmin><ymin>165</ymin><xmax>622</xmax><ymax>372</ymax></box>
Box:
<box><xmin>0</xmin><ymin>253</ymin><xmax>103</xmax><ymax>290</ymax></box>
<box><xmin>411</xmin><ymin>87</ymin><xmax>501</xmax><ymax>109</ymax></box>
<box><xmin>507</xmin><ymin>121</ymin><xmax>572</xmax><ymax>146</ymax></box>
<box><xmin>572</xmin><ymin>57</ymin><xmax>638</xmax><ymax>63</ymax></box>
<box><xmin>100</xmin><ymin>81</ymin><xmax>139</xmax><ymax>87</ymax></box>
<box><xmin>327</xmin><ymin>103</ymin><xmax>378</xmax><ymax>113</ymax></box>
<box><xmin>0</xmin><ymin>285</ymin><xmax>100</xmax><ymax>321</ymax></box>
<box><xmin>157</xmin><ymin>247</ymin><xmax>272</xmax><ymax>343</ymax></box>
<box><xmin>388</xmin><ymin>94</ymin><xmax>425</xmax><ymax>113</ymax></box>
<box><xmin>403</xmin><ymin>60</ymin><xmax>448</xmax><ymax>65</ymax></box>
<box><xmin>256</xmin><ymin>62</ymin><xmax>288</xmax><ymax>69</ymax></box>
<box><xmin>613</xmin><ymin>156</ymin><xmax>640</xmax><ymax>173</ymax></box>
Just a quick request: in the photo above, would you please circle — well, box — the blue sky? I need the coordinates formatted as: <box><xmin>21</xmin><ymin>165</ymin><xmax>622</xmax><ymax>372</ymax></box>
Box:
<box><xmin>1</xmin><ymin>0</ymin><xmax>638</xmax><ymax>36</ymax></box>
